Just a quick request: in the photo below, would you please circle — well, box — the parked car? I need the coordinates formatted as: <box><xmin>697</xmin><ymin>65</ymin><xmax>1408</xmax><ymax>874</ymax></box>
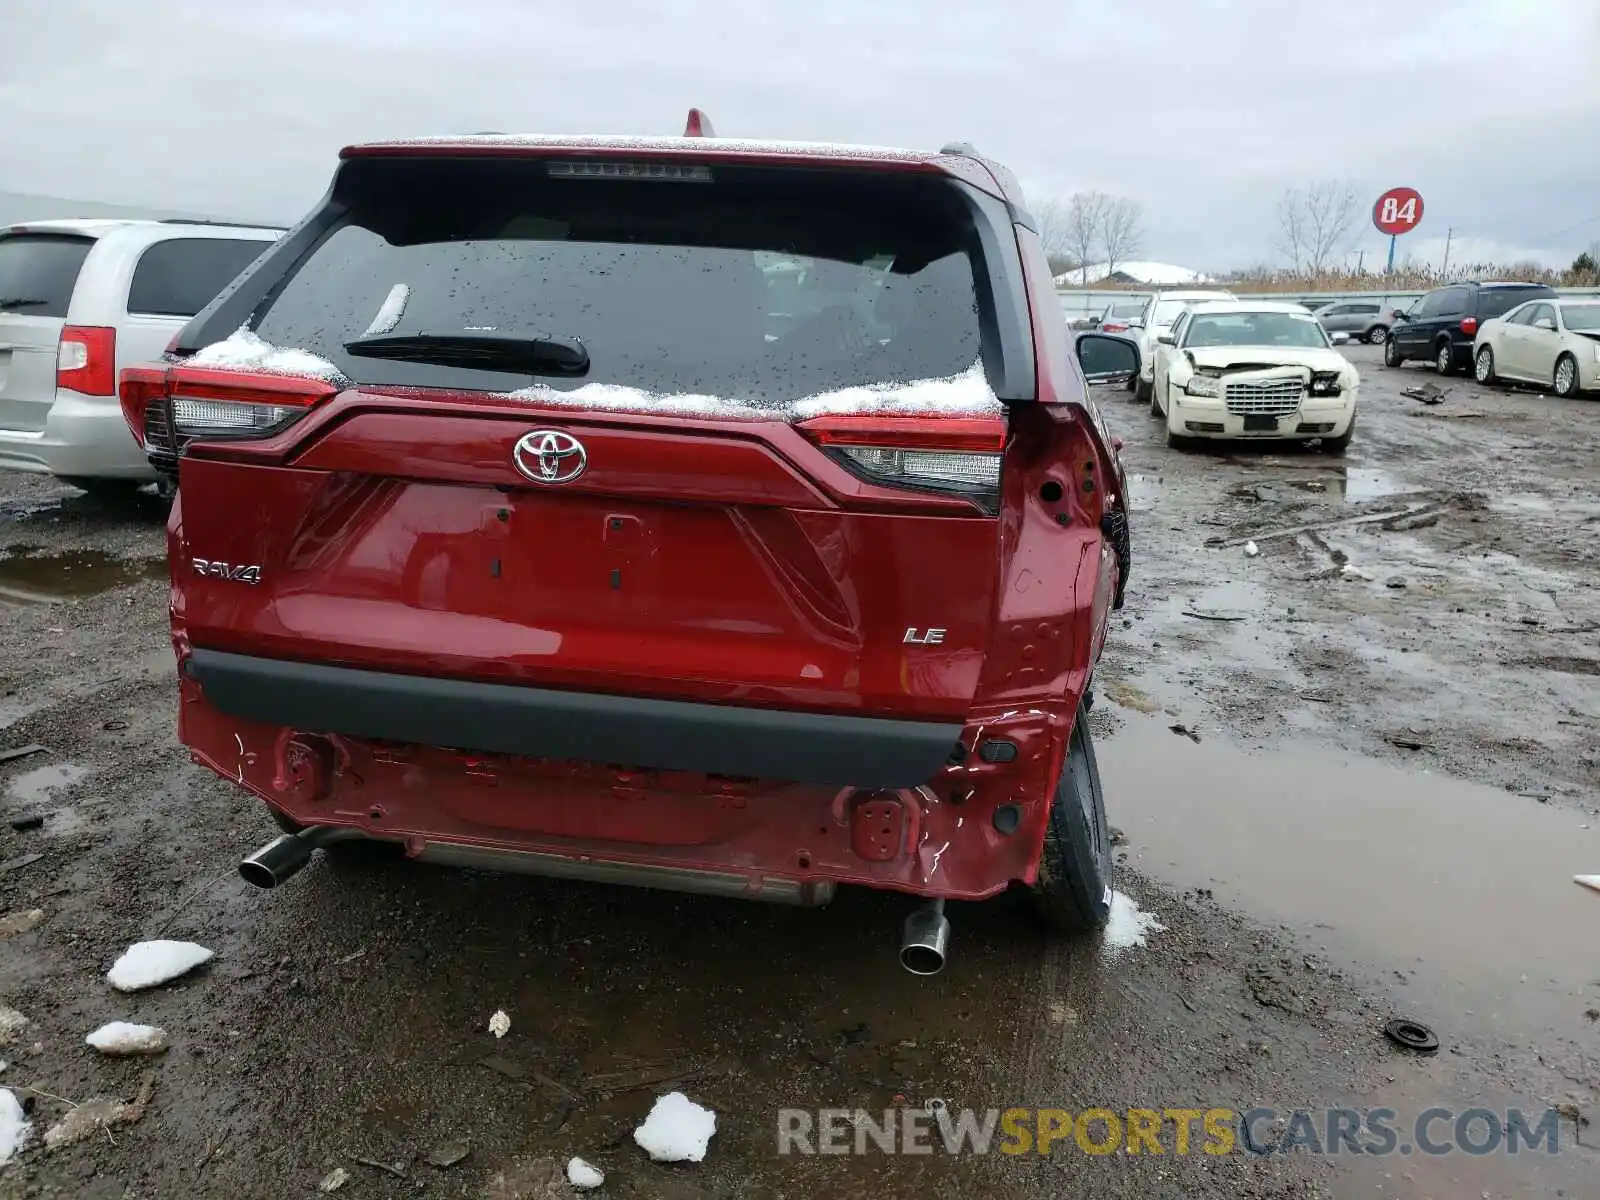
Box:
<box><xmin>1148</xmin><ymin>300</ymin><xmax>1358</xmax><ymax>454</ymax></box>
<box><xmin>1126</xmin><ymin>289</ymin><xmax>1236</xmax><ymax>402</ymax></box>
<box><xmin>1385</xmin><ymin>281</ymin><xmax>1559</xmax><ymax>375</ymax></box>
<box><xmin>119</xmin><ymin>117</ymin><xmax>1140</xmax><ymax>973</ymax></box>
<box><xmin>0</xmin><ymin>219</ymin><xmax>281</xmax><ymax>496</ymax></box>
<box><xmin>1473</xmin><ymin>298</ymin><xmax>1600</xmax><ymax>397</ymax></box>
<box><xmin>1093</xmin><ymin>299</ymin><xmax>1149</xmax><ymax>333</ymax></box>
<box><xmin>1315</xmin><ymin>300</ymin><xmax>1390</xmax><ymax>345</ymax></box>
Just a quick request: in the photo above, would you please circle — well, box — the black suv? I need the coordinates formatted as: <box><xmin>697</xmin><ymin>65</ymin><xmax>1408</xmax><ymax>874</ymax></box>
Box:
<box><xmin>1386</xmin><ymin>281</ymin><xmax>1559</xmax><ymax>374</ymax></box>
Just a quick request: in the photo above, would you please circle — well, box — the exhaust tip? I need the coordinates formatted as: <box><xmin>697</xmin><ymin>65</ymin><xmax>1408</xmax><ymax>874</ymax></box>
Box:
<box><xmin>899</xmin><ymin>899</ymin><xmax>950</xmax><ymax>976</ymax></box>
<box><xmin>899</xmin><ymin>943</ymin><xmax>947</xmax><ymax>976</ymax></box>
<box><xmin>239</xmin><ymin>833</ymin><xmax>314</xmax><ymax>889</ymax></box>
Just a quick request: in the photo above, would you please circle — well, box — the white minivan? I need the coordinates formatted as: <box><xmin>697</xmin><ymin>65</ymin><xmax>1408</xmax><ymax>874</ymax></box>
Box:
<box><xmin>0</xmin><ymin>219</ymin><xmax>281</xmax><ymax>497</ymax></box>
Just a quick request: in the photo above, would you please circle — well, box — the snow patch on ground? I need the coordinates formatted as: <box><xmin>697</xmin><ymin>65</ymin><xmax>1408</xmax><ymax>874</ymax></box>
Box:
<box><xmin>0</xmin><ymin>1006</ymin><xmax>28</xmax><ymax>1047</ymax></box>
<box><xmin>566</xmin><ymin>1157</ymin><xmax>605</xmax><ymax>1188</ymax></box>
<box><xmin>488</xmin><ymin>1009</ymin><xmax>510</xmax><ymax>1038</ymax></box>
<box><xmin>187</xmin><ymin>329</ymin><xmax>347</xmax><ymax>382</ymax></box>
<box><xmin>0</xmin><ymin>1088</ymin><xmax>29</xmax><ymax>1165</ymax></box>
<box><xmin>1103</xmin><ymin>891</ymin><xmax>1165</xmax><ymax>956</ymax></box>
<box><xmin>106</xmin><ymin>940</ymin><xmax>214</xmax><ymax>992</ymax></box>
<box><xmin>86</xmin><ymin>1022</ymin><xmax>169</xmax><ymax>1056</ymax></box>
<box><xmin>633</xmin><ymin>1092</ymin><xmax>717</xmax><ymax>1163</ymax></box>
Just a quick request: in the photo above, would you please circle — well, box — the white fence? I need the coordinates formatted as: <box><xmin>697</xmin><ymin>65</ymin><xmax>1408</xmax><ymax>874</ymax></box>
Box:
<box><xmin>1058</xmin><ymin>286</ymin><xmax>1600</xmax><ymax>323</ymax></box>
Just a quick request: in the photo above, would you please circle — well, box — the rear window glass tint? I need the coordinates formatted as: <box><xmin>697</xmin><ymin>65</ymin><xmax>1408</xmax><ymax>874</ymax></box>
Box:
<box><xmin>0</xmin><ymin>234</ymin><xmax>93</xmax><ymax>318</ymax></box>
<box><xmin>253</xmin><ymin>158</ymin><xmax>987</xmax><ymax>405</ymax></box>
<box><xmin>1479</xmin><ymin>287</ymin><xmax>1554</xmax><ymax>319</ymax></box>
<box><xmin>128</xmin><ymin>237</ymin><xmax>270</xmax><ymax>317</ymax></box>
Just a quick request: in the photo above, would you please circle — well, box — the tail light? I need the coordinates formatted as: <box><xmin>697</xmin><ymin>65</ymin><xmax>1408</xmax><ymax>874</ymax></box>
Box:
<box><xmin>1103</xmin><ymin>322</ymin><xmax>1129</xmax><ymax>333</ymax></box>
<box><xmin>797</xmin><ymin>415</ymin><xmax>1005</xmax><ymax>513</ymax></box>
<box><xmin>57</xmin><ymin>326</ymin><xmax>117</xmax><ymax>396</ymax></box>
<box><xmin>1460</xmin><ymin>317</ymin><xmax>1479</xmax><ymax>337</ymax></box>
<box><xmin>119</xmin><ymin>365</ymin><xmax>340</xmax><ymax>459</ymax></box>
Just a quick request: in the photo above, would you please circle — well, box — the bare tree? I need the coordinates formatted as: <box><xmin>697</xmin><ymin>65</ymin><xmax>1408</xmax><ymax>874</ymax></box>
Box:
<box><xmin>1099</xmin><ymin>197</ymin><xmax>1145</xmax><ymax>277</ymax></box>
<box><xmin>1275</xmin><ymin>181</ymin><xmax>1360</xmax><ymax>275</ymax></box>
<box><xmin>1063</xmin><ymin>192</ymin><xmax>1107</xmax><ymax>285</ymax></box>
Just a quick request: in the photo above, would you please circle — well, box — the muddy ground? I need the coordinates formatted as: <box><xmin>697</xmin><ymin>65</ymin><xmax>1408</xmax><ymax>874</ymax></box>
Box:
<box><xmin>0</xmin><ymin>344</ymin><xmax>1595</xmax><ymax>1198</ymax></box>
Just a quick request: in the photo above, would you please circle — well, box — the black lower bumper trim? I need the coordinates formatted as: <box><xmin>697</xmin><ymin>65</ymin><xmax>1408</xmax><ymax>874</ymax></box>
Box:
<box><xmin>186</xmin><ymin>649</ymin><xmax>963</xmax><ymax>788</ymax></box>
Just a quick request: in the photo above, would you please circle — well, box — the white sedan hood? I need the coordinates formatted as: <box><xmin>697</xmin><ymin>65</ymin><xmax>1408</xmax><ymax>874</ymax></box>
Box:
<box><xmin>1184</xmin><ymin>346</ymin><xmax>1347</xmax><ymax>372</ymax></box>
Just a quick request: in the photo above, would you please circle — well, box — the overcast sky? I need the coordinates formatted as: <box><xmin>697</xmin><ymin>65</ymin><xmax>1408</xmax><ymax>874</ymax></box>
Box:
<box><xmin>3</xmin><ymin>0</ymin><xmax>1597</xmax><ymax>272</ymax></box>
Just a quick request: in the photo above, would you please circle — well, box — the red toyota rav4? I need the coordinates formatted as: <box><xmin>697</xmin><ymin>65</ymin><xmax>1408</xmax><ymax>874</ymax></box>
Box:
<box><xmin>122</xmin><ymin>116</ymin><xmax>1138</xmax><ymax>973</ymax></box>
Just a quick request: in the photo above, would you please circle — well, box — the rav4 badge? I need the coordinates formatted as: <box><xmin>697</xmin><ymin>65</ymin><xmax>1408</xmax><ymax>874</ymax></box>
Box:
<box><xmin>192</xmin><ymin>559</ymin><xmax>261</xmax><ymax>584</ymax></box>
<box><xmin>513</xmin><ymin>430</ymin><xmax>588</xmax><ymax>485</ymax></box>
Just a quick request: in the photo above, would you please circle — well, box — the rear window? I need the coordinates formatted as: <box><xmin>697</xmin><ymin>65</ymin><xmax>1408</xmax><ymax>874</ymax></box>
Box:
<box><xmin>1478</xmin><ymin>286</ymin><xmax>1556</xmax><ymax>319</ymax></box>
<box><xmin>0</xmin><ymin>234</ymin><xmax>94</xmax><ymax>319</ymax></box>
<box><xmin>128</xmin><ymin>237</ymin><xmax>271</xmax><ymax>318</ymax></box>
<box><xmin>250</xmin><ymin>157</ymin><xmax>990</xmax><ymax>405</ymax></box>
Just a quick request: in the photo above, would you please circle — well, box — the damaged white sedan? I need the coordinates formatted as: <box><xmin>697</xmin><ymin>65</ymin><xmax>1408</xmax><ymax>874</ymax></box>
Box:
<box><xmin>1148</xmin><ymin>301</ymin><xmax>1358</xmax><ymax>454</ymax></box>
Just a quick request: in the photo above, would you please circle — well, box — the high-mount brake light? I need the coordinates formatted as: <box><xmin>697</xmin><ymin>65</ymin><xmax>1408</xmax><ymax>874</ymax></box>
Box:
<box><xmin>119</xmin><ymin>365</ymin><xmax>340</xmax><ymax>454</ymax></box>
<box><xmin>547</xmin><ymin>160</ymin><xmax>713</xmax><ymax>183</ymax></box>
<box><xmin>797</xmin><ymin>415</ymin><xmax>1005</xmax><ymax>513</ymax></box>
<box><xmin>57</xmin><ymin>326</ymin><xmax>117</xmax><ymax>396</ymax></box>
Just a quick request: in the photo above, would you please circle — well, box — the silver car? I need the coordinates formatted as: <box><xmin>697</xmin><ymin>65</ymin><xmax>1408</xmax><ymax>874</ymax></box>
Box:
<box><xmin>0</xmin><ymin>218</ymin><xmax>281</xmax><ymax>496</ymax></box>
<box><xmin>1315</xmin><ymin>301</ymin><xmax>1390</xmax><ymax>345</ymax></box>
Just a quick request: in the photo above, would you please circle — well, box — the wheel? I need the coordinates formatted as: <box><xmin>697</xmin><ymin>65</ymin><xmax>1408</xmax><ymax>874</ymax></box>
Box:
<box><xmin>1383</xmin><ymin>335</ymin><xmax>1404</xmax><ymax>368</ymax></box>
<box><xmin>1434</xmin><ymin>339</ymin><xmax>1456</xmax><ymax>376</ymax></box>
<box><xmin>1474</xmin><ymin>345</ymin><xmax>1497</xmax><ymax>386</ymax></box>
<box><xmin>1365</xmin><ymin>325</ymin><xmax>1389</xmax><ymax>345</ymax></box>
<box><xmin>1135</xmin><ymin>374</ymin><xmax>1153</xmax><ymax>406</ymax></box>
<box><xmin>58</xmin><ymin>478</ymin><xmax>147</xmax><ymax>502</ymax></box>
<box><xmin>1029</xmin><ymin>701</ymin><xmax>1113</xmax><ymax>933</ymax></box>
<box><xmin>1553</xmin><ymin>353</ymin><xmax>1579</xmax><ymax>398</ymax></box>
<box><xmin>1320</xmin><ymin>414</ymin><xmax>1355</xmax><ymax>456</ymax></box>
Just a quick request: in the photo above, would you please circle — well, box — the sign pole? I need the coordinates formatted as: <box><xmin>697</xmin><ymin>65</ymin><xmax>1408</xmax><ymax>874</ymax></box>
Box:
<box><xmin>1385</xmin><ymin>234</ymin><xmax>1396</xmax><ymax>275</ymax></box>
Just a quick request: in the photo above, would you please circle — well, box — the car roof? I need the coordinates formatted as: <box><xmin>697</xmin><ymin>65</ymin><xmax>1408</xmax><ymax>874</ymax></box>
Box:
<box><xmin>2</xmin><ymin>217</ymin><xmax>282</xmax><ymax>239</ymax></box>
<box><xmin>1185</xmin><ymin>300</ymin><xmax>1315</xmax><ymax>315</ymax></box>
<box><xmin>340</xmin><ymin>134</ymin><xmax>1025</xmax><ymax>207</ymax></box>
<box><xmin>1150</xmin><ymin>289</ymin><xmax>1233</xmax><ymax>300</ymax></box>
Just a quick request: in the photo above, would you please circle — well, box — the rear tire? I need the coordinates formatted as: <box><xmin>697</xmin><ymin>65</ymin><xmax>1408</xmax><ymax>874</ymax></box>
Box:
<box><xmin>1383</xmin><ymin>335</ymin><xmax>1404</xmax><ymax>368</ymax></box>
<box><xmin>1434</xmin><ymin>339</ymin><xmax>1456</xmax><ymax>376</ymax></box>
<box><xmin>1553</xmin><ymin>353</ymin><xmax>1579</xmax><ymax>399</ymax></box>
<box><xmin>1135</xmin><ymin>375</ymin><xmax>1153</xmax><ymax>406</ymax></box>
<box><xmin>1474</xmin><ymin>345</ymin><xmax>1497</xmax><ymax>386</ymax></box>
<box><xmin>1030</xmin><ymin>701</ymin><xmax>1113</xmax><ymax>934</ymax></box>
<box><xmin>1365</xmin><ymin>325</ymin><xmax>1389</xmax><ymax>345</ymax></box>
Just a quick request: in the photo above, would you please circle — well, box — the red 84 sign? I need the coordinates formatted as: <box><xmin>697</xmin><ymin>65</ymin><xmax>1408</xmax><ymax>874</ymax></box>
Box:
<box><xmin>1373</xmin><ymin>187</ymin><xmax>1424</xmax><ymax>237</ymax></box>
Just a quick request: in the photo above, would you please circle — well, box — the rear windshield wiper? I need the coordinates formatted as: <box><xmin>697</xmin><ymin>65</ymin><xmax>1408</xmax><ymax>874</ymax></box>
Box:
<box><xmin>343</xmin><ymin>331</ymin><xmax>589</xmax><ymax>377</ymax></box>
<box><xmin>0</xmin><ymin>297</ymin><xmax>48</xmax><ymax>310</ymax></box>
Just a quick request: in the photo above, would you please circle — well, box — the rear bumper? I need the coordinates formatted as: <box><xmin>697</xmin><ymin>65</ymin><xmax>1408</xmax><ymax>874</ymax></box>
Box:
<box><xmin>179</xmin><ymin>650</ymin><xmax>1074</xmax><ymax>901</ymax></box>
<box><xmin>0</xmin><ymin>390</ymin><xmax>155</xmax><ymax>480</ymax></box>
<box><xmin>185</xmin><ymin>648</ymin><xmax>963</xmax><ymax>789</ymax></box>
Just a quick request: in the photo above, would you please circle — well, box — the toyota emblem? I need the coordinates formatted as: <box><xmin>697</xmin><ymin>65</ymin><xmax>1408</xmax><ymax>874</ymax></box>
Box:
<box><xmin>512</xmin><ymin>430</ymin><xmax>587</xmax><ymax>485</ymax></box>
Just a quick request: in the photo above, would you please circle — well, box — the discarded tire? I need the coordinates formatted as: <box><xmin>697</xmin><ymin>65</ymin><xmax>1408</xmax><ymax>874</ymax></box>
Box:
<box><xmin>1384</xmin><ymin>1018</ymin><xmax>1440</xmax><ymax>1054</ymax></box>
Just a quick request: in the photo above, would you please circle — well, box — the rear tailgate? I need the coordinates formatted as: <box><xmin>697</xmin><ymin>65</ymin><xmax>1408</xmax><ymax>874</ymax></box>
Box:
<box><xmin>0</xmin><ymin>232</ymin><xmax>94</xmax><ymax>433</ymax></box>
<box><xmin>159</xmin><ymin>150</ymin><xmax>1035</xmax><ymax>741</ymax></box>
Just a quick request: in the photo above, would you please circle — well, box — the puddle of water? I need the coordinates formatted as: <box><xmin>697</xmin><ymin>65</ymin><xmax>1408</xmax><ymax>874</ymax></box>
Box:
<box><xmin>5</xmin><ymin>763</ymin><xmax>89</xmax><ymax>805</ymax></box>
<box><xmin>0</xmin><ymin>545</ymin><xmax>166</xmax><ymax>604</ymax></box>
<box><xmin>1229</xmin><ymin>467</ymin><xmax>1411</xmax><ymax>505</ymax></box>
<box><xmin>1099</xmin><ymin>712</ymin><xmax>1596</xmax><ymax>1041</ymax></box>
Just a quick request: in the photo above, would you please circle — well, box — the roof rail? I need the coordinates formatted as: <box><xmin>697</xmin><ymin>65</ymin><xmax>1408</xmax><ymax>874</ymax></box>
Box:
<box><xmin>159</xmin><ymin>218</ymin><xmax>286</xmax><ymax>230</ymax></box>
